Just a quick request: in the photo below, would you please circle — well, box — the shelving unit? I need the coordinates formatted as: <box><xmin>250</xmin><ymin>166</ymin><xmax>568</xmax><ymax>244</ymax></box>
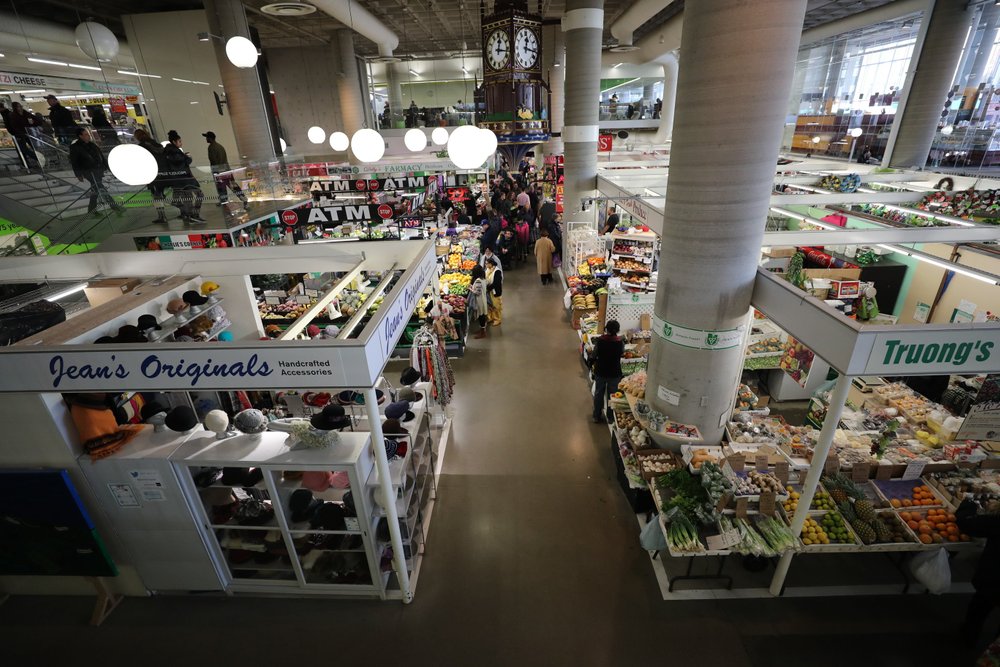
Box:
<box><xmin>173</xmin><ymin>431</ymin><xmax>386</xmax><ymax>596</ymax></box>
<box><xmin>610</xmin><ymin>231</ymin><xmax>658</xmax><ymax>292</ymax></box>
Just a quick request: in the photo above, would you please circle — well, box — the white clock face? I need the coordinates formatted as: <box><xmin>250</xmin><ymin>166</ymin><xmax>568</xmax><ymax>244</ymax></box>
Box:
<box><xmin>515</xmin><ymin>27</ymin><xmax>538</xmax><ymax>69</ymax></box>
<box><xmin>486</xmin><ymin>29</ymin><xmax>510</xmax><ymax>70</ymax></box>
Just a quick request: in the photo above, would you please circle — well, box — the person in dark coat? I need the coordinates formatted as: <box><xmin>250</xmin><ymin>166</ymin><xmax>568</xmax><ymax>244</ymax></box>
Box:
<box><xmin>89</xmin><ymin>107</ymin><xmax>119</xmax><ymax>146</ymax></box>
<box><xmin>6</xmin><ymin>102</ymin><xmax>39</xmax><ymax>169</ymax></box>
<box><xmin>45</xmin><ymin>94</ymin><xmax>77</xmax><ymax>144</ymax></box>
<box><xmin>590</xmin><ymin>320</ymin><xmax>624</xmax><ymax>423</ymax></box>
<box><xmin>957</xmin><ymin>500</ymin><xmax>1000</xmax><ymax>644</ymax></box>
<box><xmin>69</xmin><ymin>128</ymin><xmax>122</xmax><ymax>215</ymax></box>
<box><xmin>162</xmin><ymin>130</ymin><xmax>205</xmax><ymax>223</ymax></box>
<box><xmin>133</xmin><ymin>128</ymin><xmax>169</xmax><ymax>223</ymax></box>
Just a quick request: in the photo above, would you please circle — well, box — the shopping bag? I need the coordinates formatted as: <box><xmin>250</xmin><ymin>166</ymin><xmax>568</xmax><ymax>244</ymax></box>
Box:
<box><xmin>909</xmin><ymin>547</ymin><xmax>951</xmax><ymax>594</ymax></box>
<box><xmin>563</xmin><ymin>289</ymin><xmax>572</xmax><ymax>310</ymax></box>
<box><xmin>553</xmin><ymin>255</ymin><xmax>562</xmax><ymax>269</ymax></box>
<box><xmin>640</xmin><ymin>516</ymin><xmax>667</xmax><ymax>551</ymax></box>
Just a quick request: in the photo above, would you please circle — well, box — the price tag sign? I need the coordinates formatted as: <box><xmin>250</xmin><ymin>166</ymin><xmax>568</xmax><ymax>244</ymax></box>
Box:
<box><xmin>824</xmin><ymin>454</ymin><xmax>840</xmax><ymax>475</ymax></box>
<box><xmin>851</xmin><ymin>463</ymin><xmax>872</xmax><ymax>483</ymax></box>
<box><xmin>715</xmin><ymin>491</ymin><xmax>733</xmax><ymax>513</ymax></box>
<box><xmin>706</xmin><ymin>529</ymin><xmax>741</xmax><ymax>551</ymax></box>
<box><xmin>759</xmin><ymin>491</ymin><xmax>776</xmax><ymax>516</ymax></box>
<box><xmin>901</xmin><ymin>460</ymin><xmax>926</xmax><ymax>481</ymax></box>
<box><xmin>755</xmin><ymin>454</ymin><xmax>769</xmax><ymax>472</ymax></box>
<box><xmin>728</xmin><ymin>454</ymin><xmax>745</xmax><ymax>473</ymax></box>
<box><xmin>736</xmin><ymin>497</ymin><xmax>749</xmax><ymax>519</ymax></box>
<box><xmin>875</xmin><ymin>464</ymin><xmax>894</xmax><ymax>480</ymax></box>
<box><xmin>774</xmin><ymin>461</ymin><xmax>790</xmax><ymax>485</ymax></box>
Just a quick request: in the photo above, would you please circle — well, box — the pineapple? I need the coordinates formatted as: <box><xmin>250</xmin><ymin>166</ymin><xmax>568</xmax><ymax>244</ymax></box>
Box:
<box><xmin>874</xmin><ymin>518</ymin><xmax>891</xmax><ymax>542</ymax></box>
<box><xmin>854</xmin><ymin>520</ymin><xmax>876</xmax><ymax>544</ymax></box>
<box><xmin>829</xmin><ymin>486</ymin><xmax>848</xmax><ymax>504</ymax></box>
<box><xmin>855</xmin><ymin>498</ymin><xmax>876</xmax><ymax>523</ymax></box>
<box><xmin>838</xmin><ymin>500</ymin><xmax>857</xmax><ymax>523</ymax></box>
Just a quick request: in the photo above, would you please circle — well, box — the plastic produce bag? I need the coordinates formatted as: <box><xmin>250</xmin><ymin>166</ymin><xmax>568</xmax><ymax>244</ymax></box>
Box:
<box><xmin>909</xmin><ymin>547</ymin><xmax>951</xmax><ymax>595</ymax></box>
<box><xmin>563</xmin><ymin>289</ymin><xmax>572</xmax><ymax>309</ymax></box>
<box><xmin>640</xmin><ymin>516</ymin><xmax>667</xmax><ymax>552</ymax></box>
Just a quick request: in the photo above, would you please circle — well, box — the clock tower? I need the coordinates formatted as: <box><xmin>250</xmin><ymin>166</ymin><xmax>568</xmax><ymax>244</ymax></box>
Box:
<box><xmin>481</xmin><ymin>0</ymin><xmax>548</xmax><ymax>164</ymax></box>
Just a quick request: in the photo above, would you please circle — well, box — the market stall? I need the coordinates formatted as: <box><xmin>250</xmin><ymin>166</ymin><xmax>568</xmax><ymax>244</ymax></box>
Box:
<box><xmin>0</xmin><ymin>242</ymin><xmax>454</xmax><ymax>603</ymax></box>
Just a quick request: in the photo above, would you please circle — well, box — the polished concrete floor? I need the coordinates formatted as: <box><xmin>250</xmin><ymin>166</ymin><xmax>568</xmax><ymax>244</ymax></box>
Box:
<box><xmin>0</xmin><ymin>265</ymin><xmax>994</xmax><ymax>665</ymax></box>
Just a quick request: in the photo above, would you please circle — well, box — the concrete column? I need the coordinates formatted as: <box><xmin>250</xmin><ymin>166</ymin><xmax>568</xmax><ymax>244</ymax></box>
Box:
<box><xmin>337</xmin><ymin>30</ymin><xmax>366</xmax><ymax>137</ymax></box>
<box><xmin>386</xmin><ymin>63</ymin><xmax>404</xmax><ymax>128</ymax></box>
<box><xmin>544</xmin><ymin>23</ymin><xmax>566</xmax><ymax>156</ymax></box>
<box><xmin>645</xmin><ymin>0</ymin><xmax>808</xmax><ymax>443</ymax></box>
<box><xmin>963</xmin><ymin>4</ymin><xmax>1000</xmax><ymax>107</ymax></box>
<box><xmin>204</xmin><ymin>0</ymin><xmax>278</xmax><ymax>163</ymax></box>
<box><xmin>561</xmin><ymin>0</ymin><xmax>604</xmax><ymax>255</ymax></box>
<box><xmin>888</xmin><ymin>1</ymin><xmax>975</xmax><ymax>168</ymax></box>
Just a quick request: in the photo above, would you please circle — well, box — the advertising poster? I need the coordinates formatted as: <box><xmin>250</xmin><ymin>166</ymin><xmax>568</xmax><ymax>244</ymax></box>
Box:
<box><xmin>956</xmin><ymin>374</ymin><xmax>1000</xmax><ymax>441</ymax></box>
<box><xmin>780</xmin><ymin>336</ymin><xmax>815</xmax><ymax>388</ymax></box>
<box><xmin>134</xmin><ymin>233</ymin><xmax>234</xmax><ymax>252</ymax></box>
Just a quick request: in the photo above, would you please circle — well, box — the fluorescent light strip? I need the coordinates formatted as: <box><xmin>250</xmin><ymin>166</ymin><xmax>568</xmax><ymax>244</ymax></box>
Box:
<box><xmin>117</xmin><ymin>70</ymin><xmax>161</xmax><ymax>79</ymax></box>
<box><xmin>45</xmin><ymin>282</ymin><xmax>87</xmax><ymax>302</ymax></box>
<box><xmin>769</xmin><ymin>206</ymin><xmax>840</xmax><ymax>230</ymax></box>
<box><xmin>876</xmin><ymin>244</ymin><xmax>1000</xmax><ymax>286</ymax></box>
<box><xmin>172</xmin><ymin>77</ymin><xmax>192</xmax><ymax>83</ymax></box>
<box><xmin>68</xmin><ymin>63</ymin><xmax>101</xmax><ymax>71</ymax></box>
<box><xmin>27</xmin><ymin>57</ymin><xmax>68</xmax><ymax>66</ymax></box>
<box><xmin>279</xmin><ymin>261</ymin><xmax>367</xmax><ymax>340</ymax></box>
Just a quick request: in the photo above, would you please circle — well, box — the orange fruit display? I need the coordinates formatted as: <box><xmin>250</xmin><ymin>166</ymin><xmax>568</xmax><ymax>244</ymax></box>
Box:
<box><xmin>905</xmin><ymin>509</ymin><xmax>962</xmax><ymax>546</ymax></box>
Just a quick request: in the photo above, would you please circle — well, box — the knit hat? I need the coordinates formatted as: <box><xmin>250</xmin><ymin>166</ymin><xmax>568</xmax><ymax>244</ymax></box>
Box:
<box><xmin>164</xmin><ymin>405</ymin><xmax>198</xmax><ymax>432</ymax></box>
<box><xmin>233</xmin><ymin>408</ymin><xmax>268</xmax><ymax>434</ymax></box>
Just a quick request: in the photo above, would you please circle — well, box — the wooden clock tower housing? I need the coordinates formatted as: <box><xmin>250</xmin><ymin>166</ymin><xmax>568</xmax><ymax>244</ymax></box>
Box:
<box><xmin>480</xmin><ymin>0</ymin><xmax>549</xmax><ymax>150</ymax></box>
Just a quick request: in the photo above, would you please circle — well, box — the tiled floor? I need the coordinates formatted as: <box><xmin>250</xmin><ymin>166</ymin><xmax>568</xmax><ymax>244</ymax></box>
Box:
<box><xmin>0</xmin><ymin>263</ymin><xmax>994</xmax><ymax>665</ymax></box>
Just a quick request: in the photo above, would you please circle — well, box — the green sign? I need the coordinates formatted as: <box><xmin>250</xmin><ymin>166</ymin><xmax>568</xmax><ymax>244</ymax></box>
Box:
<box><xmin>865</xmin><ymin>330</ymin><xmax>1000</xmax><ymax>375</ymax></box>
<box><xmin>652</xmin><ymin>315</ymin><xmax>744</xmax><ymax>350</ymax></box>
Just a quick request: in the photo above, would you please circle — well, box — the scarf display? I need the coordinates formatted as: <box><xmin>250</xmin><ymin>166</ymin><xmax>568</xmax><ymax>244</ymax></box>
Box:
<box><xmin>409</xmin><ymin>326</ymin><xmax>455</xmax><ymax>406</ymax></box>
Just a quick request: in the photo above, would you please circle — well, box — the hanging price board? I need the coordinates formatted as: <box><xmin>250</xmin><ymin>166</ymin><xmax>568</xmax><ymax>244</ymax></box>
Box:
<box><xmin>851</xmin><ymin>463</ymin><xmax>872</xmax><ymax>482</ymax></box>
<box><xmin>774</xmin><ymin>461</ymin><xmax>790</xmax><ymax>485</ymax></box>
<box><xmin>759</xmin><ymin>491</ymin><xmax>777</xmax><ymax>516</ymax></box>
<box><xmin>736</xmin><ymin>497</ymin><xmax>749</xmax><ymax>519</ymax></box>
<box><xmin>901</xmin><ymin>460</ymin><xmax>927</xmax><ymax>481</ymax></box>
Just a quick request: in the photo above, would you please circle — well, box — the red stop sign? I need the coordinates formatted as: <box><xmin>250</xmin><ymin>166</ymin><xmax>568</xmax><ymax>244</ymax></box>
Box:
<box><xmin>376</xmin><ymin>204</ymin><xmax>394</xmax><ymax>219</ymax></box>
<box><xmin>355</xmin><ymin>179</ymin><xmax>367</xmax><ymax>191</ymax></box>
<box><xmin>280</xmin><ymin>210</ymin><xmax>299</xmax><ymax>225</ymax></box>
<box><xmin>369</xmin><ymin>180</ymin><xmax>380</xmax><ymax>191</ymax></box>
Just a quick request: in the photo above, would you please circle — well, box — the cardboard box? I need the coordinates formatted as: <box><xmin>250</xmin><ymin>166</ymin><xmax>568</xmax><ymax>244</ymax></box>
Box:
<box><xmin>764</xmin><ymin>247</ymin><xmax>797</xmax><ymax>258</ymax></box>
<box><xmin>639</xmin><ymin>313</ymin><xmax>651</xmax><ymax>331</ymax></box>
<box><xmin>802</xmin><ymin>268</ymin><xmax>862</xmax><ymax>281</ymax></box>
<box><xmin>85</xmin><ymin>278</ymin><xmax>141</xmax><ymax>307</ymax></box>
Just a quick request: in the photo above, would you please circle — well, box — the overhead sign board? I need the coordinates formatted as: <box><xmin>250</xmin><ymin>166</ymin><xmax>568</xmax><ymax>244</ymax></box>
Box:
<box><xmin>280</xmin><ymin>204</ymin><xmax>396</xmax><ymax>227</ymax></box>
<box><xmin>309</xmin><ymin>175</ymin><xmax>428</xmax><ymax>194</ymax></box>
<box><xmin>864</xmin><ymin>330</ymin><xmax>1000</xmax><ymax>375</ymax></box>
<box><xmin>0</xmin><ymin>70</ymin><xmax>142</xmax><ymax>96</ymax></box>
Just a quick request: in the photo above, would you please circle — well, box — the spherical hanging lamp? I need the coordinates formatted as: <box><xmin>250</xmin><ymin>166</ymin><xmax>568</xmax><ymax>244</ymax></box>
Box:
<box><xmin>431</xmin><ymin>127</ymin><xmax>448</xmax><ymax>146</ymax></box>
<box><xmin>307</xmin><ymin>126</ymin><xmax>326</xmax><ymax>144</ymax></box>
<box><xmin>75</xmin><ymin>22</ymin><xmax>119</xmax><ymax>62</ymax></box>
<box><xmin>351</xmin><ymin>129</ymin><xmax>385</xmax><ymax>163</ymax></box>
<box><xmin>279</xmin><ymin>137</ymin><xmax>288</xmax><ymax>153</ymax></box>
<box><xmin>404</xmin><ymin>128</ymin><xmax>427</xmax><ymax>152</ymax></box>
<box><xmin>108</xmin><ymin>144</ymin><xmax>158</xmax><ymax>186</ymax></box>
<box><xmin>225</xmin><ymin>36</ymin><xmax>258</xmax><ymax>68</ymax></box>
<box><xmin>849</xmin><ymin>127</ymin><xmax>863</xmax><ymax>138</ymax></box>
<box><xmin>480</xmin><ymin>128</ymin><xmax>498</xmax><ymax>157</ymax></box>
<box><xmin>329</xmin><ymin>131</ymin><xmax>349</xmax><ymax>151</ymax></box>
<box><xmin>940</xmin><ymin>125</ymin><xmax>954</xmax><ymax>136</ymax></box>
<box><xmin>447</xmin><ymin>125</ymin><xmax>483</xmax><ymax>169</ymax></box>
<box><xmin>811</xmin><ymin>136</ymin><xmax>821</xmax><ymax>144</ymax></box>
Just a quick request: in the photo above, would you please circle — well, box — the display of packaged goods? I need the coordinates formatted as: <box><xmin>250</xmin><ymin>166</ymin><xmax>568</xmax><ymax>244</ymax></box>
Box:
<box><xmin>926</xmin><ymin>469</ymin><xmax>1000</xmax><ymax>511</ymax></box>
<box><xmin>726</xmin><ymin>417</ymin><xmax>781</xmax><ymax>444</ymax></box>
<box><xmin>746</xmin><ymin>337</ymin><xmax>786</xmax><ymax>356</ymax></box>
<box><xmin>638</xmin><ymin>451</ymin><xmax>681</xmax><ymax>479</ymax></box>
<box><xmin>723</xmin><ymin>443</ymin><xmax>789</xmax><ymax>467</ymax></box>
<box><xmin>681</xmin><ymin>445</ymin><xmax>724</xmax><ymax>473</ymax></box>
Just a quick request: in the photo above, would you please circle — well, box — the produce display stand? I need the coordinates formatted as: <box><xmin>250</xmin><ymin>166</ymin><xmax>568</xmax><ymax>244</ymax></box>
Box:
<box><xmin>0</xmin><ymin>242</ymin><xmax>444</xmax><ymax>604</ymax></box>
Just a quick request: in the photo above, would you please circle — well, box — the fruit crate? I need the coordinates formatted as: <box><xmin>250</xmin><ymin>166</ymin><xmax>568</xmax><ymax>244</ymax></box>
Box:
<box><xmin>869</xmin><ymin>510</ymin><xmax>921</xmax><ymax>549</ymax></box>
<box><xmin>795</xmin><ymin>510</ymin><xmax>862</xmax><ymax>551</ymax></box>
<box><xmin>637</xmin><ymin>451</ymin><xmax>683</xmax><ymax>481</ymax></box>
<box><xmin>726</xmin><ymin>469</ymin><xmax>790</xmax><ymax>502</ymax></box>
<box><xmin>895</xmin><ymin>508</ymin><xmax>971</xmax><ymax>548</ymax></box>
<box><xmin>780</xmin><ymin>483</ymin><xmax>838</xmax><ymax>514</ymax></box>
<box><xmin>723</xmin><ymin>443</ymin><xmax>793</xmax><ymax>469</ymax></box>
<box><xmin>681</xmin><ymin>445</ymin><xmax>724</xmax><ymax>475</ymax></box>
<box><xmin>873</xmin><ymin>479</ymin><xmax>949</xmax><ymax>509</ymax></box>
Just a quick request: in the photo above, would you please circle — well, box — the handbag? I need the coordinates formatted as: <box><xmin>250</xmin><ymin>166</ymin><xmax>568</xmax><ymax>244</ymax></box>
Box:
<box><xmin>552</xmin><ymin>255</ymin><xmax>562</xmax><ymax>269</ymax></box>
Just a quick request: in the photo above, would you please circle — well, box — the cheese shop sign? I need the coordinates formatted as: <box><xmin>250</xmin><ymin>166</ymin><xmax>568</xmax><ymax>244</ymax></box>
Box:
<box><xmin>864</xmin><ymin>330</ymin><xmax>1000</xmax><ymax>375</ymax></box>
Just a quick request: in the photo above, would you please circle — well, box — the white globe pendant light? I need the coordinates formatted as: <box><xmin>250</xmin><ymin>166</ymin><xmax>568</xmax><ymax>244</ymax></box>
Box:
<box><xmin>404</xmin><ymin>128</ymin><xmax>427</xmax><ymax>152</ymax></box>
<box><xmin>280</xmin><ymin>137</ymin><xmax>288</xmax><ymax>153</ymax></box>
<box><xmin>108</xmin><ymin>144</ymin><xmax>158</xmax><ymax>186</ymax></box>
<box><xmin>941</xmin><ymin>125</ymin><xmax>954</xmax><ymax>136</ymax></box>
<box><xmin>74</xmin><ymin>21</ymin><xmax>119</xmax><ymax>62</ymax></box>
<box><xmin>431</xmin><ymin>127</ymin><xmax>448</xmax><ymax>146</ymax></box>
<box><xmin>447</xmin><ymin>125</ymin><xmax>483</xmax><ymax>169</ymax></box>
<box><xmin>226</xmin><ymin>36</ymin><xmax>258</xmax><ymax>68</ymax></box>
<box><xmin>329</xmin><ymin>131</ymin><xmax>349</xmax><ymax>151</ymax></box>
<box><xmin>480</xmin><ymin>128</ymin><xmax>498</xmax><ymax>158</ymax></box>
<box><xmin>849</xmin><ymin>127</ymin><xmax>863</xmax><ymax>138</ymax></box>
<box><xmin>351</xmin><ymin>128</ymin><xmax>385</xmax><ymax>163</ymax></box>
<box><xmin>307</xmin><ymin>126</ymin><xmax>326</xmax><ymax>144</ymax></box>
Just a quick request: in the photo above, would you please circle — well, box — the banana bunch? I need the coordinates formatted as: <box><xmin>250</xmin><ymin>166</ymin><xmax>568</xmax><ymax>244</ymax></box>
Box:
<box><xmin>572</xmin><ymin>293</ymin><xmax>597</xmax><ymax>310</ymax></box>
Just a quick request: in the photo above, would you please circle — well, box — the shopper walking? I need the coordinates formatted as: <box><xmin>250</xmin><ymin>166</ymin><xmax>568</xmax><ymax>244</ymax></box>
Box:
<box><xmin>133</xmin><ymin>129</ymin><xmax>170</xmax><ymax>224</ymax></box>
<box><xmin>90</xmin><ymin>107</ymin><xmax>119</xmax><ymax>146</ymax></box>
<box><xmin>485</xmin><ymin>256</ymin><xmax>503</xmax><ymax>327</ymax></box>
<box><xmin>203</xmin><ymin>131</ymin><xmax>247</xmax><ymax>205</ymax></box>
<box><xmin>163</xmin><ymin>130</ymin><xmax>206</xmax><ymax>223</ymax></box>
<box><xmin>957</xmin><ymin>498</ymin><xmax>1000</xmax><ymax>644</ymax></box>
<box><xmin>468</xmin><ymin>264</ymin><xmax>489</xmax><ymax>339</ymax></box>
<box><xmin>590</xmin><ymin>320</ymin><xmax>624</xmax><ymax>423</ymax></box>
<box><xmin>534</xmin><ymin>227</ymin><xmax>556</xmax><ymax>285</ymax></box>
<box><xmin>45</xmin><ymin>94</ymin><xmax>77</xmax><ymax>145</ymax></box>
<box><xmin>69</xmin><ymin>128</ymin><xmax>123</xmax><ymax>216</ymax></box>
<box><xmin>6</xmin><ymin>102</ymin><xmax>40</xmax><ymax>169</ymax></box>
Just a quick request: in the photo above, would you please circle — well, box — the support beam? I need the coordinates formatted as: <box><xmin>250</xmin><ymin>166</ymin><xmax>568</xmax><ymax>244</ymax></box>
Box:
<box><xmin>645</xmin><ymin>0</ymin><xmax>808</xmax><ymax>443</ymax></box>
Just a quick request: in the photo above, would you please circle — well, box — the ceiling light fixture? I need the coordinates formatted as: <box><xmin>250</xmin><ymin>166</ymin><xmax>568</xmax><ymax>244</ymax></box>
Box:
<box><xmin>117</xmin><ymin>70</ymin><xmax>161</xmax><ymax>78</ymax></box>
<box><xmin>225</xmin><ymin>36</ymin><xmax>259</xmax><ymax>68</ymax></box>
<box><xmin>876</xmin><ymin>244</ymin><xmax>1000</xmax><ymax>285</ymax></box>
<box><xmin>68</xmin><ymin>63</ymin><xmax>101</xmax><ymax>71</ymax></box>
<box><xmin>408</xmin><ymin>68</ymin><xmax>419</xmax><ymax>76</ymax></box>
<box><xmin>45</xmin><ymin>283</ymin><xmax>87</xmax><ymax>302</ymax></box>
<box><xmin>172</xmin><ymin>77</ymin><xmax>192</xmax><ymax>83</ymax></box>
<box><xmin>27</xmin><ymin>57</ymin><xmax>68</xmax><ymax>66</ymax></box>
